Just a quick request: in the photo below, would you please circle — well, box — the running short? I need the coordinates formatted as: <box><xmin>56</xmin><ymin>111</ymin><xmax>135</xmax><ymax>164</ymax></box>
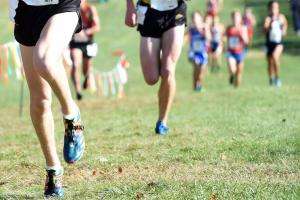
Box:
<box><xmin>227</xmin><ymin>51</ymin><xmax>245</xmax><ymax>64</ymax></box>
<box><xmin>70</xmin><ymin>41</ymin><xmax>98</xmax><ymax>59</ymax></box>
<box><xmin>137</xmin><ymin>0</ymin><xmax>187</xmax><ymax>38</ymax></box>
<box><xmin>14</xmin><ymin>0</ymin><xmax>82</xmax><ymax>46</ymax></box>
<box><xmin>210</xmin><ymin>41</ymin><xmax>219</xmax><ymax>53</ymax></box>
<box><xmin>266</xmin><ymin>42</ymin><xmax>282</xmax><ymax>56</ymax></box>
<box><xmin>189</xmin><ymin>51</ymin><xmax>208</xmax><ymax>66</ymax></box>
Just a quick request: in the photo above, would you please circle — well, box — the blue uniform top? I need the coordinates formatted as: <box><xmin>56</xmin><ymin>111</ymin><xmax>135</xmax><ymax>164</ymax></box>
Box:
<box><xmin>189</xmin><ymin>27</ymin><xmax>207</xmax><ymax>53</ymax></box>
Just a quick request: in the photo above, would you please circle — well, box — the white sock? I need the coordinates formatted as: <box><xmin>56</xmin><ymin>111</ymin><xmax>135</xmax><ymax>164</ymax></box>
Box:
<box><xmin>63</xmin><ymin>103</ymin><xmax>80</xmax><ymax>121</ymax></box>
<box><xmin>46</xmin><ymin>165</ymin><xmax>63</xmax><ymax>173</ymax></box>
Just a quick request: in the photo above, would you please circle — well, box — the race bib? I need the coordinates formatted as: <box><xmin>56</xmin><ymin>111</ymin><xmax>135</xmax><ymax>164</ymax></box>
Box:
<box><xmin>23</xmin><ymin>0</ymin><xmax>59</xmax><ymax>6</ymax></box>
<box><xmin>86</xmin><ymin>43</ymin><xmax>98</xmax><ymax>57</ymax></box>
<box><xmin>269</xmin><ymin>21</ymin><xmax>282</xmax><ymax>43</ymax></box>
<box><xmin>151</xmin><ymin>0</ymin><xmax>178</xmax><ymax>11</ymax></box>
<box><xmin>137</xmin><ymin>5</ymin><xmax>148</xmax><ymax>25</ymax></box>
<box><xmin>192</xmin><ymin>41</ymin><xmax>205</xmax><ymax>52</ymax></box>
<box><xmin>228</xmin><ymin>37</ymin><xmax>239</xmax><ymax>49</ymax></box>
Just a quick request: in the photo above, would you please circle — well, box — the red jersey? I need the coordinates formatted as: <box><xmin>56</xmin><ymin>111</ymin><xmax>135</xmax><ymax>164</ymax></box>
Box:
<box><xmin>207</xmin><ymin>0</ymin><xmax>218</xmax><ymax>17</ymax></box>
<box><xmin>226</xmin><ymin>26</ymin><xmax>245</xmax><ymax>53</ymax></box>
<box><xmin>81</xmin><ymin>5</ymin><xmax>96</xmax><ymax>37</ymax></box>
<box><xmin>243</xmin><ymin>15</ymin><xmax>254</xmax><ymax>39</ymax></box>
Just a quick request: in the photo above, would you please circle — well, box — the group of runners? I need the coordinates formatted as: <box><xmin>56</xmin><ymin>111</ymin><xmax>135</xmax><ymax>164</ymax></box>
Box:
<box><xmin>187</xmin><ymin>0</ymin><xmax>287</xmax><ymax>91</ymax></box>
<box><xmin>8</xmin><ymin>0</ymin><xmax>288</xmax><ymax>197</ymax></box>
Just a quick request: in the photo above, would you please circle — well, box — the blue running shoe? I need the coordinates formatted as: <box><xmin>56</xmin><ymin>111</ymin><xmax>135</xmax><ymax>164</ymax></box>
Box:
<box><xmin>155</xmin><ymin>121</ymin><xmax>169</xmax><ymax>135</ymax></box>
<box><xmin>63</xmin><ymin>116</ymin><xmax>85</xmax><ymax>164</ymax></box>
<box><xmin>275</xmin><ymin>78</ymin><xmax>282</xmax><ymax>88</ymax></box>
<box><xmin>44</xmin><ymin>169</ymin><xmax>64</xmax><ymax>198</ymax></box>
<box><xmin>195</xmin><ymin>85</ymin><xmax>202</xmax><ymax>92</ymax></box>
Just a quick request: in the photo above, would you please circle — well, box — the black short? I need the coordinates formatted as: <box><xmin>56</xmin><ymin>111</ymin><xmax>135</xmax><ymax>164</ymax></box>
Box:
<box><xmin>14</xmin><ymin>0</ymin><xmax>82</xmax><ymax>47</ymax></box>
<box><xmin>70</xmin><ymin>41</ymin><xmax>94</xmax><ymax>59</ymax></box>
<box><xmin>137</xmin><ymin>0</ymin><xmax>187</xmax><ymax>38</ymax></box>
<box><xmin>266</xmin><ymin>42</ymin><xmax>282</xmax><ymax>56</ymax></box>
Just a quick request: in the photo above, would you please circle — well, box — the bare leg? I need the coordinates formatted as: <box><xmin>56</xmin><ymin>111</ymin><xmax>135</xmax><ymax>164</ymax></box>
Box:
<box><xmin>140</xmin><ymin>37</ymin><xmax>161</xmax><ymax>85</ymax></box>
<box><xmin>82</xmin><ymin>57</ymin><xmax>95</xmax><ymax>90</ymax></box>
<box><xmin>71</xmin><ymin>48</ymin><xmax>83</xmax><ymax>98</ymax></box>
<box><xmin>235</xmin><ymin>62</ymin><xmax>244</xmax><ymax>87</ymax></box>
<box><xmin>272</xmin><ymin>45</ymin><xmax>283</xmax><ymax>78</ymax></box>
<box><xmin>193</xmin><ymin>64</ymin><xmax>206</xmax><ymax>89</ymax></box>
<box><xmin>227</xmin><ymin>57</ymin><xmax>237</xmax><ymax>85</ymax></box>
<box><xmin>20</xmin><ymin>45</ymin><xmax>60</xmax><ymax>167</ymax></box>
<box><xmin>159</xmin><ymin>25</ymin><xmax>185</xmax><ymax>124</ymax></box>
<box><xmin>33</xmin><ymin>12</ymin><xmax>79</xmax><ymax>115</ymax></box>
<box><xmin>267</xmin><ymin>56</ymin><xmax>274</xmax><ymax>79</ymax></box>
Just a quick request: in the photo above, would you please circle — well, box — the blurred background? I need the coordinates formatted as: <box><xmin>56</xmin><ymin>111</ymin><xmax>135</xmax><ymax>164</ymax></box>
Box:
<box><xmin>0</xmin><ymin>0</ymin><xmax>299</xmax><ymax>199</ymax></box>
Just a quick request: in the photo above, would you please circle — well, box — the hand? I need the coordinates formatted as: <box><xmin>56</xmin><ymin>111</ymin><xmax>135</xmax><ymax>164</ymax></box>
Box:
<box><xmin>125</xmin><ymin>1</ymin><xmax>137</xmax><ymax>27</ymax></box>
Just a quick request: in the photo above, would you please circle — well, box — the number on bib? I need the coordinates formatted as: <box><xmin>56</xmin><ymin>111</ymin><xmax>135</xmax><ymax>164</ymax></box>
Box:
<box><xmin>192</xmin><ymin>41</ymin><xmax>205</xmax><ymax>52</ymax></box>
<box><xmin>137</xmin><ymin>5</ymin><xmax>148</xmax><ymax>25</ymax></box>
<box><xmin>228</xmin><ymin>37</ymin><xmax>239</xmax><ymax>49</ymax></box>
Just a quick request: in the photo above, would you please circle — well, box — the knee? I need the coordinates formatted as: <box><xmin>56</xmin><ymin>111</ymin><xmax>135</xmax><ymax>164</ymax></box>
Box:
<box><xmin>160</xmin><ymin>68</ymin><xmax>175</xmax><ymax>83</ymax></box>
<box><xmin>30</xmin><ymin>94</ymin><xmax>52</xmax><ymax>115</ymax></box>
<box><xmin>145</xmin><ymin>75</ymin><xmax>159</xmax><ymax>86</ymax></box>
<box><xmin>33</xmin><ymin>46</ymin><xmax>58</xmax><ymax>78</ymax></box>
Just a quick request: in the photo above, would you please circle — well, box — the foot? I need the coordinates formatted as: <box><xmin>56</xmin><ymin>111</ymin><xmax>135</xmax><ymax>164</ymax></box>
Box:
<box><xmin>275</xmin><ymin>78</ymin><xmax>282</xmax><ymax>88</ymax></box>
<box><xmin>229</xmin><ymin>75</ymin><xmax>235</xmax><ymax>85</ymax></box>
<box><xmin>155</xmin><ymin>121</ymin><xmax>169</xmax><ymax>135</ymax></box>
<box><xmin>76</xmin><ymin>92</ymin><xmax>83</xmax><ymax>101</ymax></box>
<box><xmin>269</xmin><ymin>77</ymin><xmax>275</xmax><ymax>86</ymax></box>
<box><xmin>63</xmin><ymin>113</ymin><xmax>85</xmax><ymax>164</ymax></box>
<box><xmin>44</xmin><ymin>169</ymin><xmax>64</xmax><ymax>198</ymax></box>
<box><xmin>194</xmin><ymin>85</ymin><xmax>202</xmax><ymax>92</ymax></box>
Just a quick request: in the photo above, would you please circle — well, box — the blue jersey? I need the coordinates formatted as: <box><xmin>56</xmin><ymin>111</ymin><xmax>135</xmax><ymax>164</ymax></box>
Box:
<box><xmin>189</xmin><ymin>27</ymin><xmax>207</xmax><ymax>53</ymax></box>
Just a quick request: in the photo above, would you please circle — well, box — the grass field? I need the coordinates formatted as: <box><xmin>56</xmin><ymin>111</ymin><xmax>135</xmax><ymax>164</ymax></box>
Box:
<box><xmin>0</xmin><ymin>0</ymin><xmax>299</xmax><ymax>199</ymax></box>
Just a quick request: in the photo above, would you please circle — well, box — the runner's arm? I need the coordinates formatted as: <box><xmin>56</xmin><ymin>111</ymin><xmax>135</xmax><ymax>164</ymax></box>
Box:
<box><xmin>263</xmin><ymin>17</ymin><xmax>271</xmax><ymax>33</ymax></box>
<box><xmin>241</xmin><ymin>26</ymin><xmax>249</xmax><ymax>45</ymax></box>
<box><xmin>85</xmin><ymin>6</ymin><xmax>100</xmax><ymax>36</ymax></box>
<box><xmin>281</xmin><ymin>14</ymin><xmax>288</xmax><ymax>36</ymax></box>
<box><xmin>125</xmin><ymin>0</ymin><xmax>137</xmax><ymax>27</ymax></box>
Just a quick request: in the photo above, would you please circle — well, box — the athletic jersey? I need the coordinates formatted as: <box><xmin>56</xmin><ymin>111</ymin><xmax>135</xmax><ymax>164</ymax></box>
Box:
<box><xmin>267</xmin><ymin>16</ymin><xmax>283</xmax><ymax>44</ymax></box>
<box><xmin>140</xmin><ymin>0</ymin><xmax>179</xmax><ymax>11</ymax></box>
<box><xmin>72</xmin><ymin>4</ymin><xmax>96</xmax><ymax>43</ymax></box>
<box><xmin>189</xmin><ymin>27</ymin><xmax>207</xmax><ymax>53</ymax></box>
<box><xmin>207</xmin><ymin>0</ymin><xmax>218</xmax><ymax>16</ymax></box>
<box><xmin>243</xmin><ymin>15</ymin><xmax>253</xmax><ymax>27</ymax></box>
<box><xmin>211</xmin><ymin>26</ymin><xmax>221</xmax><ymax>43</ymax></box>
<box><xmin>226</xmin><ymin>26</ymin><xmax>245</xmax><ymax>54</ymax></box>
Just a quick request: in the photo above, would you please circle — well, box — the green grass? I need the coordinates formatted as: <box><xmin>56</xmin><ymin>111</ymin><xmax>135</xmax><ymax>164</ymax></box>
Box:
<box><xmin>0</xmin><ymin>0</ymin><xmax>299</xmax><ymax>199</ymax></box>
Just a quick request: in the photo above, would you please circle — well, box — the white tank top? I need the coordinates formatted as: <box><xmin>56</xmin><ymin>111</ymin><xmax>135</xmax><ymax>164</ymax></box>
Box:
<box><xmin>9</xmin><ymin>0</ymin><xmax>59</xmax><ymax>21</ymax></box>
<box><xmin>269</xmin><ymin>19</ymin><xmax>283</xmax><ymax>43</ymax></box>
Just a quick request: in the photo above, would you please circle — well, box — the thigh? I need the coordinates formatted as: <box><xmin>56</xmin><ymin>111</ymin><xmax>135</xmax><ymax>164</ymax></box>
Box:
<box><xmin>227</xmin><ymin>56</ymin><xmax>237</xmax><ymax>72</ymax></box>
<box><xmin>35</xmin><ymin>12</ymin><xmax>79</xmax><ymax>63</ymax></box>
<box><xmin>273</xmin><ymin>44</ymin><xmax>283</xmax><ymax>60</ymax></box>
<box><xmin>140</xmin><ymin>37</ymin><xmax>161</xmax><ymax>79</ymax></box>
<box><xmin>20</xmin><ymin>45</ymin><xmax>52</xmax><ymax>100</ymax></box>
<box><xmin>161</xmin><ymin>25</ymin><xmax>185</xmax><ymax>70</ymax></box>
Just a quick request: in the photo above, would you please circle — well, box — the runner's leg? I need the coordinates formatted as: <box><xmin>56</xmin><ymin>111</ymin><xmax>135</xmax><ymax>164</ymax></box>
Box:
<box><xmin>71</xmin><ymin>48</ymin><xmax>83</xmax><ymax>98</ymax></box>
<box><xmin>272</xmin><ymin>45</ymin><xmax>283</xmax><ymax>78</ymax></box>
<box><xmin>33</xmin><ymin>12</ymin><xmax>79</xmax><ymax>116</ymax></box>
<box><xmin>159</xmin><ymin>25</ymin><xmax>185</xmax><ymax>123</ymax></box>
<box><xmin>21</xmin><ymin>45</ymin><xmax>61</xmax><ymax>168</ymax></box>
<box><xmin>140</xmin><ymin>37</ymin><xmax>161</xmax><ymax>85</ymax></box>
<box><xmin>235</xmin><ymin>61</ymin><xmax>244</xmax><ymax>87</ymax></box>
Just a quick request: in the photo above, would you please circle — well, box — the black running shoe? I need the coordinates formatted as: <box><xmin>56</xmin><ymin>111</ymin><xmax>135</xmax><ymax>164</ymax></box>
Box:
<box><xmin>44</xmin><ymin>169</ymin><xmax>64</xmax><ymax>198</ymax></box>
